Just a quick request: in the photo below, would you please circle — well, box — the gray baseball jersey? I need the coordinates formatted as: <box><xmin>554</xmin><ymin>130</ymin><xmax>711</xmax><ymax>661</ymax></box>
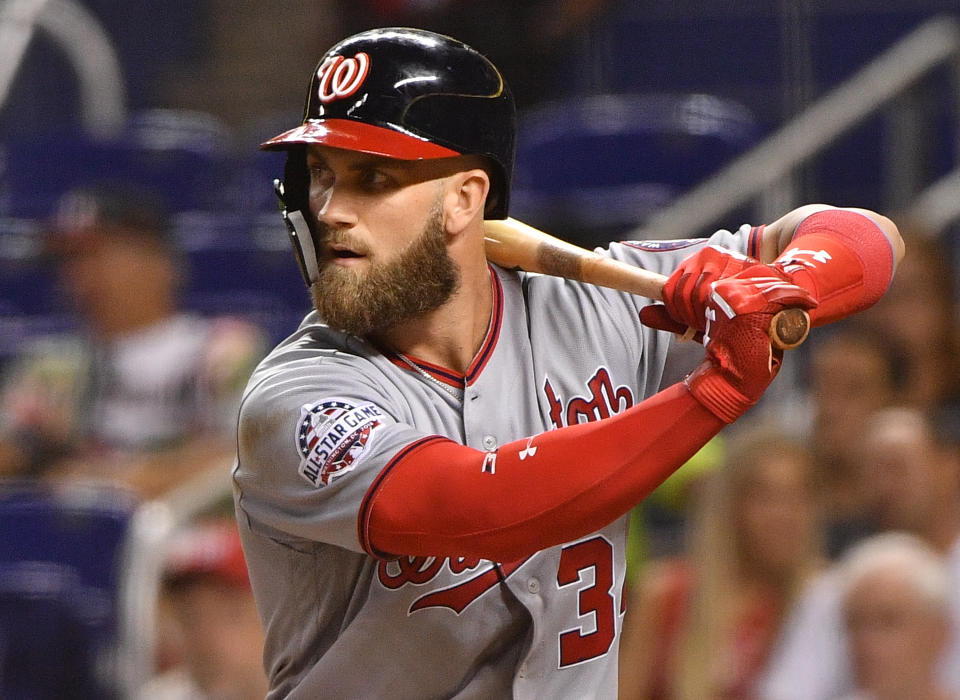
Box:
<box><xmin>233</xmin><ymin>225</ymin><xmax>761</xmax><ymax>699</ymax></box>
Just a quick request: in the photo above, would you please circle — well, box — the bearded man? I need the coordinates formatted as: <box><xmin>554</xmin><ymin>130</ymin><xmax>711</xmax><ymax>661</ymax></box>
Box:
<box><xmin>232</xmin><ymin>27</ymin><xmax>902</xmax><ymax>699</ymax></box>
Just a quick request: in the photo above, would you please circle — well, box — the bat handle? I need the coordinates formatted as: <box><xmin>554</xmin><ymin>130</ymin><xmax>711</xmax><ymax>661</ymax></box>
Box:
<box><xmin>769</xmin><ymin>308</ymin><xmax>810</xmax><ymax>350</ymax></box>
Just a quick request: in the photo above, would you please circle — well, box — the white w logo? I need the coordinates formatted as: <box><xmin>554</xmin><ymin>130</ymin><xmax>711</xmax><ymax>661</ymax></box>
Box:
<box><xmin>317</xmin><ymin>52</ymin><xmax>371</xmax><ymax>104</ymax></box>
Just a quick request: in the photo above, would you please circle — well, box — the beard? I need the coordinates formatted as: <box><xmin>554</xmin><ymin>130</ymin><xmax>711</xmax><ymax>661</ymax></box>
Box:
<box><xmin>310</xmin><ymin>203</ymin><xmax>461</xmax><ymax>338</ymax></box>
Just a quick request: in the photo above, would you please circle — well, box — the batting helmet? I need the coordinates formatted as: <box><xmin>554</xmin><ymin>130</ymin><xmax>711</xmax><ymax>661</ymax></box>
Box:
<box><xmin>262</xmin><ymin>27</ymin><xmax>516</xmax><ymax>285</ymax></box>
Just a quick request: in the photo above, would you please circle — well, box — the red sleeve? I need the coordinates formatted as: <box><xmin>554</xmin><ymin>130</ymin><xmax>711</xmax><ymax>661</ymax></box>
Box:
<box><xmin>778</xmin><ymin>209</ymin><xmax>895</xmax><ymax>326</ymax></box>
<box><xmin>358</xmin><ymin>383</ymin><xmax>724</xmax><ymax>562</ymax></box>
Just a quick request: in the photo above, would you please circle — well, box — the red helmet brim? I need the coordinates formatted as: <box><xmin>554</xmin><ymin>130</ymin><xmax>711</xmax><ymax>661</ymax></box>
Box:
<box><xmin>260</xmin><ymin>118</ymin><xmax>460</xmax><ymax>160</ymax></box>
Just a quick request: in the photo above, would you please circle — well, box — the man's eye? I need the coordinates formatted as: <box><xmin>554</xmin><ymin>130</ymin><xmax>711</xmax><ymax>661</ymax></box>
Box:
<box><xmin>361</xmin><ymin>169</ymin><xmax>392</xmax><ymax>188</ymax></box>
<box><xmin>308</xmin><ymin>167</ymin><xmax>335</xmax><ymax>193</ymax></box>
<box><xmin>309</xmin><ymin>166</ymin><xmax>331</xmax><ymax>181</ymax></box>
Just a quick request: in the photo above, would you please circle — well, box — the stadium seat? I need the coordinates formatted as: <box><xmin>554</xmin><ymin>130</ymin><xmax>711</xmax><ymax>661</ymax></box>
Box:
<box><xmin>0</xmin><ymin>480</ymin><xmax>138</xmax><ymax>698</ymax></box>
<box><xmin>172</xmin><ymin>210</ymin><xmax>310</xmax><ymax>342</ymax></box>
<box><xmin>2</xmin><ymin>109</ymin><xmax>239</xmax><ymax>219</ymax></box>
<box><xmin>511</xmin><ymin>93</ymin><xmax>759</xmax><ymax>246</ymax></box>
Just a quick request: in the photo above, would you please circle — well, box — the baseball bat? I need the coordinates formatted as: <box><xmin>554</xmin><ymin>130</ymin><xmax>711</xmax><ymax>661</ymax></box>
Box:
<box><xmin>483</xmin><ymin>217</ymin><xmax>810</xmax><ymax>350</ymax></box>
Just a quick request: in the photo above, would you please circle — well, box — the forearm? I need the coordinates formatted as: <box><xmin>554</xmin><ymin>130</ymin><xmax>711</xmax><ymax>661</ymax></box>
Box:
<box><xmin>759</xmin><ymin>206</ymin><xmax>903</xmax><ymax>326</ymax></box>
<box><xmin>760</xmin><ymin>204</ymin><xmax>904</xmax><ymax>266</ymax></box>
<box><xmin>359</xmin><ymin>383</ymin><xmax>723</xmax><ymax>562</ymax></box>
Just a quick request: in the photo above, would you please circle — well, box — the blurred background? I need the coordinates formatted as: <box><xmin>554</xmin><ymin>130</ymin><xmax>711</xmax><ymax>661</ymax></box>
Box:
<box><xmin>1</xmin><ymin>1</ymin><xmax>960</xmax><ymax>698</ymax></box>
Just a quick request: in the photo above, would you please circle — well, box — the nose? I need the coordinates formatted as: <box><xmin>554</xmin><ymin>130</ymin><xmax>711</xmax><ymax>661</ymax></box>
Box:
<box><xmin>311</xmin><ymin>180</ymin><xmax>359</xmax><ymax>230</ymax></box>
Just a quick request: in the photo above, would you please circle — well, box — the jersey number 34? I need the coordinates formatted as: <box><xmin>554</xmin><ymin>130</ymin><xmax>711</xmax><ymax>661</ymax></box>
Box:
<box><xmin>557</xmin><ymin>537</ymin><xmax>617</xmax><ymax>667</ymax></box>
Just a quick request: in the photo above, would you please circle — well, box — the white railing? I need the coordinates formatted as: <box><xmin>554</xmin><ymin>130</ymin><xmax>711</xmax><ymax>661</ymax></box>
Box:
<box><xmin>632</xmin><ymin>15</ymin><xmax>960</xmax><ymax>239</ymax></box>
<box><xmin>907</xmin><ymin>166</ymin><xmax>960</xmax><ymax>234</ymax></box>
<box><xmin>0</xmin><ymin>0</ymin><xmax>126</xmax><ymax>136</ymax></box>
<box><xmin>116</xmin><ymin>464</ymin><xmax>235</xmax><ymax>697</ymax></box>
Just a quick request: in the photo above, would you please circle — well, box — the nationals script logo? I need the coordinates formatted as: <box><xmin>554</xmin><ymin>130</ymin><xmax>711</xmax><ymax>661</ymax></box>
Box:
<box><xmin>543</xmin><ymin>367</ymin><xmax>634</xmax><ymax>428</ymax></box>
<box><xmin>378</xmin><ymin>556</ymin><xmax>530</xmax><ymax>615</ymax></box>
<box><xmin>316</xmin><ymin>52</ymin><xmax>370</xmax><ymax>104</ymax></box>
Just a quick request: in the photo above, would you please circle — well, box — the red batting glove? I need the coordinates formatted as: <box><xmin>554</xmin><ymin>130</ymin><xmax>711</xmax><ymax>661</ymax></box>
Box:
<box><xmin>639</xmin><ymin>245</ymin><xmax>759</xmax><ymax>338</ymax></box>
<box><xmin>684</xmin><ymin>265</ymin><xmax>817</xmax><ymax>423</ymax></box>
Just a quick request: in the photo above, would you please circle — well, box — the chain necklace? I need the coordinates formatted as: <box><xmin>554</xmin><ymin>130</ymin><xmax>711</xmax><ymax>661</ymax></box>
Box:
<box><xmin>395</xmin><ymin>353</ymin><xmax>465</xmax><ymax>403</ymax></box>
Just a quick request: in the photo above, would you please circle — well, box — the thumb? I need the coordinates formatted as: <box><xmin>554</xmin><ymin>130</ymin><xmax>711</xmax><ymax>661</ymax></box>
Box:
<box><xmin>763</xmin><ymin>284</ymin><xmax>819</xmax><ymax>311</ymax></box>
<box><xmin>640</xmin><ymin>304</ymin><xmax>692</xmax><ymax>336</ymax></box>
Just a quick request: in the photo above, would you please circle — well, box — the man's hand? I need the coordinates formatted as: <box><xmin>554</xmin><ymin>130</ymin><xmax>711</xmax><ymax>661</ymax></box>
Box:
<box><xmin>639</xmin><ymin>245</ymin><xmax>757</xmax><ymax>338</ymax></box>
<box><xmin>679</xmin><ymin>267</ymin><xmax>817</xmax><ymax>422</ymax></box>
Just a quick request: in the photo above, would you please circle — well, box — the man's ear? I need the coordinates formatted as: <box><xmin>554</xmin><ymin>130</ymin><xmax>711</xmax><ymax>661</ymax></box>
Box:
<box><xmin>443</xmin><ymin>168</ymin><xmax>490</xmax><ymax>235</ymax></box>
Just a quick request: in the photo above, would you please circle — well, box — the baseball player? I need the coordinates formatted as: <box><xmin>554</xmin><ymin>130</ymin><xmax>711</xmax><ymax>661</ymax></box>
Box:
<box><xmin>232</xmin><ymin>28</ymin><xmax>903</xmax><ymax>699</ymax></box>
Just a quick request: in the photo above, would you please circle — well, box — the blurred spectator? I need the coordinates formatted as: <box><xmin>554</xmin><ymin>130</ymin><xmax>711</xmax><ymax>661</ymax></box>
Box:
<box><xmin>618</xmin><ymin>425</ymin><xmax>822</xmax><ymax>699</ymax></box>
<box><xmin>0</xmin><ymin>183</ymin><xmax>267</xmax><ymax>498</ymax></box>
<box><xmin>837</xmin><ymin>532</ymin><xmax>954</xmax><ymax>700</ymax></box>
<box><xmin>804</xmin><ymin>325</ymin><xmax>899</xmax><ymax>557</ymax></box>
<box><xmin>625</xmin><ymin>436</ymin><xmax>725</xmax><ymax>580</ymax></box>
<box><xmin>141</xmin><ymin>517</ymin><xmax>267</xmax><ymax>700</ymax></box>
<box><xmin>760</xmin><ymin>406</ymin><xmax>960</xmax><ymax>700</ymax></box>
<box><xmin>860</xmin><ymin>234</ymin><xmax>960</xmax><ymax>418</ymax></box>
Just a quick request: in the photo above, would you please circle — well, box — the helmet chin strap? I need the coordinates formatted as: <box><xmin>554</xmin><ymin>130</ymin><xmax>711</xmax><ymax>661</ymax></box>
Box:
<box><xmin>275</xmin><ymin>179</ymin><xmax>321</xmax><ymax>286</ymax></box>
<box><xmin>287</xmin><ymin>210</ymin><xmax>321</xmax><ymax>285</ymax></box>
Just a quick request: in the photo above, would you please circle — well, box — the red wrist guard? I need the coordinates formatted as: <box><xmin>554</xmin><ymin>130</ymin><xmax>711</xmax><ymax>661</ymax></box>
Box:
<box><xmin>776</xmin><ymin>209</ymin><xmax>894</xmax><ymax>326</ymax></box>
<box><xmin>685</xmin><ymin>361</ymin><xmax>758</xmax><ymax>424</ymax></box>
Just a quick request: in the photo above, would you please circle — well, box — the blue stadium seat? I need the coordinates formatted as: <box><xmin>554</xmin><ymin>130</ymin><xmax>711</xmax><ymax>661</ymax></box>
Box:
<box><xmin>172</xmin><ymin>211</ymin><xmax>310</xmax><ymax>342</ymax></box>
<box><xmin>236</xmin><ymin>108</ymin><xmax>304</xmax><ymax>215</ymax></box>
<box><xmin>582</xmin><ymin>9</ymin><xmax>955</xmax><ymax>211</ymax></box>
<box><xmin>1</xmin><ymin>109</ymin><xmax>239</xmax><ymax>219</ymax></box>
<box><xmin>511</xmin><ymin>93</ymin><xmax>759</xmax><ymax>246</ymax></box>
<box><xmin>0</xmin><ymin>480</ymin><xmax>138</xmax><ymax>699</ymax></box>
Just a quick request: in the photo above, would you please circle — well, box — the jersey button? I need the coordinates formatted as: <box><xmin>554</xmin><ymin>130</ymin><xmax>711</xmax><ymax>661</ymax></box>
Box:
<box><xmin>527</xmin><ymin>578</ymin><xmax>540</xmax><ymax>594</ymax></box>
<box><xmin>482</xmin><ymin>435</ymin><xmax>498</xmax><ymax>450</ymax></box>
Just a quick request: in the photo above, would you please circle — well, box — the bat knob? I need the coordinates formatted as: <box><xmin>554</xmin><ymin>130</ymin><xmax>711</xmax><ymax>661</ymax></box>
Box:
<box><xmin>769</xmin><ymin>308</ymin><xmax>810</xmax><ymax>350</ymax></box>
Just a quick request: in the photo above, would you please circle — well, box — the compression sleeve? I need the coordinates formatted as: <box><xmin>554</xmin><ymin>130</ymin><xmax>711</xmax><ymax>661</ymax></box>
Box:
<box><xmin>777</xmin><ymin>209</ymin><xmax>895</xmax><ymax>326</ymax></box>
<box><xmin>358</xmin><ymin>382</ymin><xmax>724</xmax><ymax>562</ymax></box>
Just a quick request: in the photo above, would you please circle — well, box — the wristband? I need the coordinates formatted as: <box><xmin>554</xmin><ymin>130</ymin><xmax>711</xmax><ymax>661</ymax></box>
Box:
<box><xmin>684</xmin><ymin>361</ymin><xmax>754</xmax><ymax>424</ymax></box>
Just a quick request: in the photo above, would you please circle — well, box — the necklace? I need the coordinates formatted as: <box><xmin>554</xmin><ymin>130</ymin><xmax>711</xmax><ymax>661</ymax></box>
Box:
<box><xmin>395</xmin><ymin>353</ymin><xmax>464</xmax><ymax>403</ymax></box>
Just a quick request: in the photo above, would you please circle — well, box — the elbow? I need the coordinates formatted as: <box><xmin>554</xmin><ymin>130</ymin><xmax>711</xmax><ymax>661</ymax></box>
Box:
<box><xmin>844</xmin><ymin>208</ymin><xmax>905</xmax><ymax>269</ymax></box>
<box><xmin>878</xmin><ymin>214</ymin><xmax>906</xmax><ymax>269</ymax></box>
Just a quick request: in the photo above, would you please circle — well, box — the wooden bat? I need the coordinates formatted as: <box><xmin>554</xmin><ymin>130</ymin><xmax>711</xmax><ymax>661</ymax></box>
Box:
<box><xmin>483</xmin><ymin>217</ymin><xmax>810</xmax><ymax>350</ymax></box>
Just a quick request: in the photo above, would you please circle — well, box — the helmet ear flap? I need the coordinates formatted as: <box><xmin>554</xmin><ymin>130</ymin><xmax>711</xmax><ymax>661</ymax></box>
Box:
<box><xmin>281</xmin><ymin>147</ymin><xmax>310</xmax><ymax>214</ymax></box>
<box><xmin>274</xmin><ymin>148</ymin><xmax>320</xmax><ymax>287</ymax></box>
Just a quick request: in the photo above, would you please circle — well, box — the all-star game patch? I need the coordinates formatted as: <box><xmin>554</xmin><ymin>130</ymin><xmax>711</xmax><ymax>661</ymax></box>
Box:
<box><xmin>296</xmin><ymin>399</ymin><xmax>385</xmax><ymax>487</ymax></box>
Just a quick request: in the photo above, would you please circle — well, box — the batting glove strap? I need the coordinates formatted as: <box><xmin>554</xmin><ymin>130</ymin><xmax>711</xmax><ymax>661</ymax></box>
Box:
<box><xmin>685</xmin><ymin>267</ymin><xmax>815</xmax><ymax>423</ymax></box>
<box><xmin>685</xmin><ymin>361</ymin><xmax>755</xmax><ymax>424</ymax></box>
